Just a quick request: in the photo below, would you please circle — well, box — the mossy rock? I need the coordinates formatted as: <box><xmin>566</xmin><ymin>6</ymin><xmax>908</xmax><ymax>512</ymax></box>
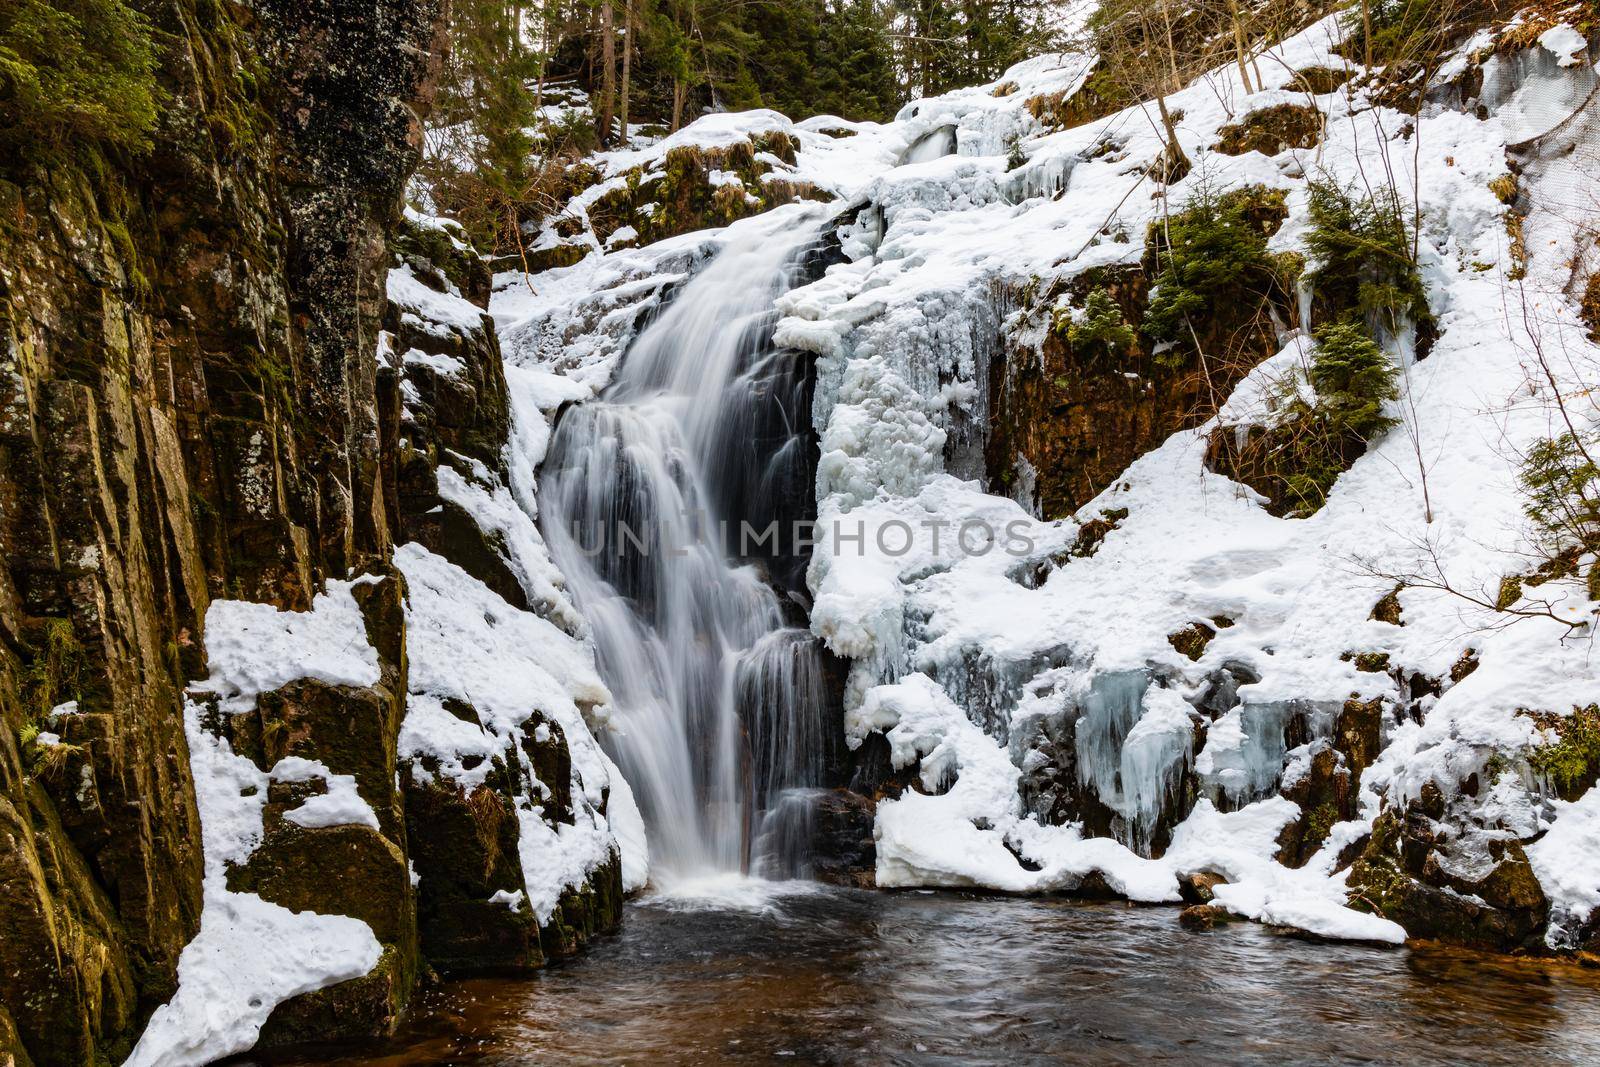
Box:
<box><xmin>1346</xmin><ymin>809</ymin><xmax>1550</xmax><ymax>951</ymax></box>
<box><xmin>1168</xmin><ymin>621</ymin><xmax>1216</xmax><ymax>662</ymax></box>
<box><xmin>1523</xmin><ymin>704</ymin><xmax>1600</xmax><ymax>802</ymax></box>
<box><xmin>1291</xmin><ymin>66</ymin><xmax>1352</xmax><ymax>95</ymax></box>
<box><xmin>538</xmin><ymin>851</ymin><xmax>624</xmax><ymax>959</ymax></box>
<box><xmin>1024</xmin><ymin>62</ymin><xmax>1127</xmax><ymax>132</ymax></box>
<box><xmin>1277</xmin><ymin>744</ymin><xmax>1351</xmax><ymax>867</ymax></box>
<box><xmin>256</xmin><ymin>945</ymin><xmax>411</xmax><ymax>1048</ymax></box>
<box><xmin>1214</xmin><ymin>104</ymin><xmax>1322</xmax><ymax>156</ymax></box>
<box><xmin>1370</xmin><ymin>585</ymin><xmax>1404</xmax><ymax>625</ymax></box>
<box><xmin>402</xmin><ymin>767</ymin><xmax>545</xmax><ymax>975</ymax></box>
<box><xmin>1336</xmin><ymin>696</ymin><xmax>1384</xmax><ymax>779</ymax></box>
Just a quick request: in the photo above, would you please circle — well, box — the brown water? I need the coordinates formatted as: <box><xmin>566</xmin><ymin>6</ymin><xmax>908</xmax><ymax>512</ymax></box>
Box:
<box><xmin>248</xmin><ymin>883</ymin><xmax>1600</xmax><ymax>1066</ymax></box>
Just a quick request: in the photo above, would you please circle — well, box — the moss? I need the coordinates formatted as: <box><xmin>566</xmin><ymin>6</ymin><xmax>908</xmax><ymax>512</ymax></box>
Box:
<box><xmin>1495</xmin><ymin>574</ymin><xmax>1523</xmax><ymax>609</ymax></box>
<box><xmin>1524</xmin><ymin>704</ymin><xmax>1600</xmax><ymax>801</ymax></box>
<box><xmin>1291</xmin><ymin>66</ymin><xmax>1352</xmax><ymax>94</ymax></box>
<box><xmin>1168</xmin><ymin>621</ymin><xmax>1216</xmax><ymax>662</ymax></box>
<box><xmin>1306</xmin><ymin>801</ymin><xmax>1339</xmax><ymax>846</ymax></box>
<box><xmin>1488</xmin><ymin>174</ymin><xmax>1517</xmax><ymax>205</ymax></box>
<box><xmin>1353</xmin><ymin>651</ymin><xmax>1390</xmax><ymax>673</ymax></box>
<box><xmin>1214</xmin><ymin>103</ymin><xmax>1322</xmax><ymax>156</ymax></box>
<box><xmin>20</xmin><ymin>617</ymin><xmax>91</xmax><ymax>724</ymax></box>
<box><xmin>1371</xmin><ymin>584</ymin><xmax>1405</xmax><ymax>625</ymax></box>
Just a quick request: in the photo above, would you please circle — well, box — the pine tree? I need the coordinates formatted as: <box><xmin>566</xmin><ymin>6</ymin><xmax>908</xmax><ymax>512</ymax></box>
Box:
<box><xmin>0</xmin><ymin>0</ymin><xmax>160</xmax><ymax>162</ymax></box>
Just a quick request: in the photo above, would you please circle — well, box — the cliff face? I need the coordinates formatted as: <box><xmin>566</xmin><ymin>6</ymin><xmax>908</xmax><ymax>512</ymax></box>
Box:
<box><xmin>0</xmin><ymin>0</ymin><xmax>623</xmax><ymax>1062</ymax></box>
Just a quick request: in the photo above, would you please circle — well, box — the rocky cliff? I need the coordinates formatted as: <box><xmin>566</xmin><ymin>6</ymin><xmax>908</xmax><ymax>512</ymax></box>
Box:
<box><xmin>0</xmin><ymin>2</ymin><xmax>625</xmax><ymax>1064</ymax></box>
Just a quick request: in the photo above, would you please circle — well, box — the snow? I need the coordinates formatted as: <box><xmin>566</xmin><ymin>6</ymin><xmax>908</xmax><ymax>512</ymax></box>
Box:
<box><xmin>401</xmin><ymin>346</ymin><xmax>466</xmax><ymax>377</ymax></box>
<box><xmin>1538</xmin><ymin>24</ymin><xmax>1591</xmax><ymax>67</ymax></box>
<box><xmin>1529</xmin><ymin>785</ymin><xmax>1600</xmax><ymax>949</ymax></box>
<box><xmin>388</xmin><ymin>263</ymin><xmax>488</xmax><ymax>338</ymax></box>
<box><xmin>273</xmin><ymin>757</ymin><xmax>382</xmax><ymax>831</ymax></box>
<box><xmin>195</xmin><ymin>581</ymin><xmax>380</xmax><ymax>713</ymax></box>
<box><xmin>126</xmin><ymin>701</ymin><xmax>382</xmax><ymax>1067</ymax></box>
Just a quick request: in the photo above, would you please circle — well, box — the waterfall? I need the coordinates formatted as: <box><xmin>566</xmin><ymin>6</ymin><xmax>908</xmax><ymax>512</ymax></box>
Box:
<box><xmin>541</xmin><ymin>216</ymin><xmax>834</xmax><ymax>888</ymax></box>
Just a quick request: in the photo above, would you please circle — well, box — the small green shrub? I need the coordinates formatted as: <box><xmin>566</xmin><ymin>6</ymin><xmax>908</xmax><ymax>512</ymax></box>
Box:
<box><xmin>0</xmin><ymin>0</ymin><xmax>161</xmax><ymax>162</ymax></box>
<box><xmin>1305</xmin><ymin>180</ymin><xmax>1432</xmax><ymax>342</ymax></box>
<box><xmin>1519</xmin><ymin>430</ymin><xmax>1600</xmax><ymax>568</ymax></box>
<box><xmin>1144</xmin><ymin>183</ymin><xmax>1286</xmax><ymax>365</ymax></box>
<box><xmin>1306</xmin><ymin>320</ymin><xmax>1400</xmax><ymax>441</ymax></box>
<box><xmin>1055</xmin><ymin>287</ymin><xmax>1136</xmax><ymax>355</ymax></box>
<box><xmin>1218</xmin><ymin>321</ymin><xmax>1400</xmax><ymax>516</ymax></box>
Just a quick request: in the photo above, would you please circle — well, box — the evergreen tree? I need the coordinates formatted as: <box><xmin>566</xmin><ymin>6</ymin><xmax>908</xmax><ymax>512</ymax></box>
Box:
<box><xmin>0</xmin><ymin>0</ymin><xmax>160</xmax><ymax>162</ymax></box>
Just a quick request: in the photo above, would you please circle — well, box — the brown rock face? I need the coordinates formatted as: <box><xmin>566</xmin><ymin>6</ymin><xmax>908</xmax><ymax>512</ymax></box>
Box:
<box><xmin>987</xmin><ymin>258</ymin><xmax>1290</xmax><ymax>521</ymax></box>
<box><xmin>0</xmin><ymin>0</ymin><xmax>444</xmax><ymax>1060</ymax></box>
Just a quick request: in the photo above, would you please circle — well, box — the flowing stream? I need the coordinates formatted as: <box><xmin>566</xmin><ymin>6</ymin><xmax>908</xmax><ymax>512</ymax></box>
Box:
<box><xmin>541</xmin><ymin>218</ymin><xmax>834</xmax><ymax>887</ymax></box>
<box><xmin>259</xmin><ymin>888</ymin><xmax>1600</xmax><ymax>1066</ymax></box>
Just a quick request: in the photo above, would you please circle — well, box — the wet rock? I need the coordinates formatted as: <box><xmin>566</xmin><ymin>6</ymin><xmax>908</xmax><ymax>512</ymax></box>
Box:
<box><xmin>1179</xmin><ymin>904</ymin><xmax>1242</xmax><ymax>931</ymax></box>
<box><xmin>1178</xmin><ymin>871</ymin><xmax>1228</xmax><ymax>905</ymax></box>
<box><xmin>1346</xmin><ymin>809</ymin><xmax>1550</xmax><ymax>952</ymax></box>
<box><xmin>402</xmin><ymin>764</ymin><xmax>544</xmax><ymax>974</ymax></box>
<box><xmin>809</xmin><ymin>789</ymin><xmax>878</xmax><ymax>888</ymax></box>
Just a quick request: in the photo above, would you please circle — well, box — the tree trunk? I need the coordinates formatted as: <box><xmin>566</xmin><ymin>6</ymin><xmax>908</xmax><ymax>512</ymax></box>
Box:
<box><xmin>1227</xmin><ymin>0</ymin><xmax>1253</xmax><ymax>93</ymax></box>
<box><xmin>1155</xmin><ymin>92</ymin><xmax>1191</xmax><ymax>178</ymax></box>
<box><xmin>619</xmin><ymin>0</ymin><xmax>633</xmax><ymax>137</ymax></box>
<box><xmin>672</xmin><ymin>78</ymin><xmax>685</xmax><ymax>131</ymax></box>
<box><xmin>598</xmin><ymin>0</ymin><xmax>616</xmax><ymax>146</ymax></box>
<box><xmin>1361</xmin><ymin>0</ymin><xmax>1373</xmax><ymax>68</ymax></box>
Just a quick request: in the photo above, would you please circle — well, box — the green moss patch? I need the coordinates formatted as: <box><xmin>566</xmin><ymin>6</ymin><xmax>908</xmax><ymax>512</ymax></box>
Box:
<box><xmin>1214</xmin><ymin>103</ymin><xmax>1322</xmax><ymax>156</ymax></box>
<box><xmin>1524</xmin><ymin>704</ymin><xmax>1600</xmax><ymax>801</ymax></box>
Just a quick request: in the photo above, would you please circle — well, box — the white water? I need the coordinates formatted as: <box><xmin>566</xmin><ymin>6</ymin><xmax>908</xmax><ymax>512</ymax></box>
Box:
<box><xmin>541</xmin><ymin>219</ymin><xmax>833</xmax><ymax>888</ymax></box>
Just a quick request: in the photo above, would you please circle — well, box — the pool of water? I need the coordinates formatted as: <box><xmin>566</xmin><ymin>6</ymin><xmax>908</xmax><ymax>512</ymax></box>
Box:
<box><xmin>250</xmin><ymin>883</ymin><xmax>1600</xmax><ymax>1066</ymax></box>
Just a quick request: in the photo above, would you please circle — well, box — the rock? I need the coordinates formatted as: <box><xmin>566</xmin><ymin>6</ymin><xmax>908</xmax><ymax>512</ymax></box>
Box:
<box><xmin>809</xmin><ymin>789</ymin><xmax>878</xmax><ymax>888</ymax></box>
<box><xmin>1215</xmin><ymin>104</ymin><xmax>1323</xmax><ymax>156</ymax></box>
<box><xmin>402</xmin><ymin>766</ymin><xmax>544</xmax><ymax>974</ymax></box>
<box><xmin>1168</xmin><ymin>621</ymin><xmax>1217</xmax><ymax>662</ymax></box>
<box><xmin>991</xmin><ymin>240</ymin><xmax>1292</xmax><ymax>520</ymax></box>
<box><xmin>1179</xmin><ymin>904</ymin><xmax>1241</xmax><ymax>931</ymax></box>
<box><xmin>1345</xmin><ymin>810</ymin><xmax>1550</xmax><ymax>952</ymax></box>
<box><xmin>1370</xmin><ymin>585</ymin><xmax>1405</xmax><ymax>625</ymax></box>
<box><xmin>1178</xmin><ymin>871</ymin><xmax>1228</xmax><ymax>905</ymax></box>
<box><xmin>1276</xmin><ymin>743</ymin><xmax>1351</xmax><ymax>868</ymax></box>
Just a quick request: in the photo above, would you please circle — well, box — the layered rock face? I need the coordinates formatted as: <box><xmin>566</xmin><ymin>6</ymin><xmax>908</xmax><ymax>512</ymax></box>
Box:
<box><xmin>0</xmin><ymin>2</ymin><xmax>621</xmax><ymax>1063</ymax></box>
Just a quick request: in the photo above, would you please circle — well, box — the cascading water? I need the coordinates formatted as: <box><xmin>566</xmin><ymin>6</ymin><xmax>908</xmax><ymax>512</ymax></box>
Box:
<box><xmin>541</xmin><ymin>214</ymin><xmax>835</xmax><ymax>888</ymax></box>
